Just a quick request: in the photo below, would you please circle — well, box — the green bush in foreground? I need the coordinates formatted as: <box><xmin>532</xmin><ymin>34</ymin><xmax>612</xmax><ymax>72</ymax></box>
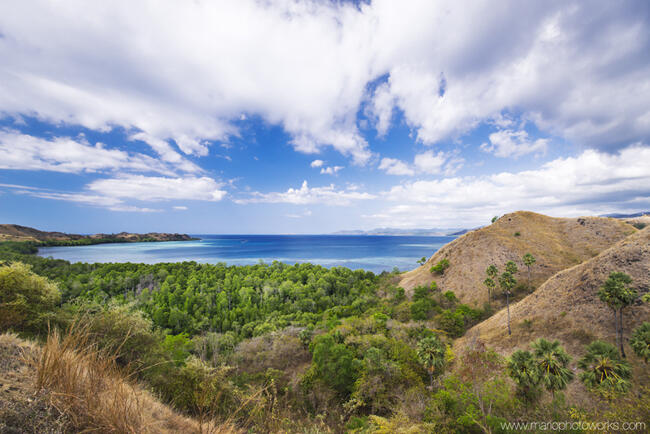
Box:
<box><xmin>0</xmin><ymin>262</ymin><xmax>61</xmax><ymax>333</ymax></box>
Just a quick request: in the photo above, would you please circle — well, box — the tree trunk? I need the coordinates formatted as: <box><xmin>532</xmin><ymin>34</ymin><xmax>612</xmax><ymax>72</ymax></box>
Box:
<box><xmin>619</xmin><ymin>308</ymin><xmax>626</xmax><ymax>358</ymax></box>
<box><xmin>527</xmin><ymin>266</ymin><xmax>531</xmax><ymax>287</ymax></box>
<box><xmin>506</xmin><ymin>292</ymin><xmax>511</xmax><ymax>336</ymax></box>
<box><xmin>614</xmin><ymin>309</ymin><xmax>620</xmax><ymax>356</ymax></box>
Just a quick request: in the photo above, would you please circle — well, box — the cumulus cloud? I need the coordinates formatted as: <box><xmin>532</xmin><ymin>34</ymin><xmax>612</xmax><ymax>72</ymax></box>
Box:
<box><xmin>379</xmin><ymin>151</ymin><xmax>464</xmax><ymax>176</ymax></box>
<box><xmin>1</xmin><ymin>0</ymin><xmax>647</xmax><ymax>166</ymax></box>
<box><xmin>310</xmin><ymin>159</ymin><xmax>324</xmax><ymax>168</ymax></box>
<box><xmin>0</xmin><ymin>130</ymin><xmax>172</xmax><ymax>174</ymax></box>
<box><xmin>88</xmin><ymin>175</ymin><xmax>226</xmax><ymax>202</ymax></box>
<box><xmin>480</xmin><ymin>129</ymin><xmax>548</xmax><ymax>158</ymax></box>
<box><xmin>378</xmin><ymin>158</ymin><xmax>414</xmax><ymax>176</ymax></box>
<box><xmin>236</xmin><ymin>180</ymin><xmax>375</xmax><ymax>206</ymax></box>
<box><xmin>370</xmin><ymin>144</ymin><xmax>650</xmax><ymax>227</ymax></box>
<box><xmin>320</xmin><ymin>166</ymin><xmax>343</xmax><ymax>175</ymax></box>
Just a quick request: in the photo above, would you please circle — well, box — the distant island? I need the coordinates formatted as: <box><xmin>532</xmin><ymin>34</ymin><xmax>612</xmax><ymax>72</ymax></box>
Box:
<box><xmin>332</xmin><ymin>227</ymin><xmax>474</xmax><ymax>236</ymax></box>
<box><xmin>0</xmin><ymin>224</ymin><xmax>198</xmax><ymax>247</ymax></box>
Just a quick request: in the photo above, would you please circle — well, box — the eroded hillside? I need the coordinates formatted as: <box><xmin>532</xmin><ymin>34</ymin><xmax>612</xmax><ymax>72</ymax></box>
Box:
<box><xmin>399</xmin><ymin>211</ymin><xmax>636</xmax><ymax>306</ymax></box>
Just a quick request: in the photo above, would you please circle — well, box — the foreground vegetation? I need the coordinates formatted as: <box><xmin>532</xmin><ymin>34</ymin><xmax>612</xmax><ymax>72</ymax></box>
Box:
<box><xmin>1</xmin><ymin>241</ymin><xmax>648</xmax><ymax>432</ymax></box>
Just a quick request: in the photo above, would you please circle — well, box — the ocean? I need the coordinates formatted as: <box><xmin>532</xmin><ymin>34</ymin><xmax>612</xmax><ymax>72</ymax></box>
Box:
<box><xmin>37</xmin><ymin>234</ymin><xmax>455</xmax><ymax>274</ymax></box>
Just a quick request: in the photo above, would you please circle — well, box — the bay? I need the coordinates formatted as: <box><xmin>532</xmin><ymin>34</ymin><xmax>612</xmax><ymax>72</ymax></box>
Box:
<box><xmin>37</xmin><ymin>234</ymin><xmax>455</xmax><ymax>274</ymax></box>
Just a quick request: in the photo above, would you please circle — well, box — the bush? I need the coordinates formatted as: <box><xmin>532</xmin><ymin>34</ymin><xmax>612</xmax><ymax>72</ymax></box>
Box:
<box><xmin>430</xmin><ymin>259</ymin><xmax>450</xmax><ymax>275</ymax></box>
<box><xmin>72</xmin><ymin>302</ymin><xmax>161</xmax><ymax>368</ymax></box>
<box><xmin>0</xmin><ymin>262</ymin><xmax>61</xmax><ymax>333</ymax></box>
<box><xmin>411</xmin><ymin>299</ymin><xmax>437</xmax><ymax>321</ymax></box>
<box><xmin>309</xmin><ymin>334</ymin><xmax>361</xmax><ymax>396</ymax></box>
<box><xmin>630</xmin><ymin>322</ymin><xmax>650</xmax><ymax>363</ymax></box>
<box><xmin>436</xmin><ymin>310</ymin><xmax>464</xmax><ymax>337</ymax></box>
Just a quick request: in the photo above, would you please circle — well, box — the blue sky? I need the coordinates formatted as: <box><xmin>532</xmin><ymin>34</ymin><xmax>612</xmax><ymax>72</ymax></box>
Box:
<box><xmin>1</xmin><ymin>0</ymin><xmax>649</xmax><ymax>234</ymax></box>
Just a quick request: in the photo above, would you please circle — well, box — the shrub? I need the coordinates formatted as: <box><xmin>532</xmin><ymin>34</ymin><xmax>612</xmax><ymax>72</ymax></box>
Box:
<box><xmin>514</xmin><ymin>231</ymin><xmax>521</xmax><ymax>237</ymax></box>
<box><xmin>630</xmin><ymin>322</ymin><xmax>650</xmax><ymax>363</ymax></box>
<box><xmin>0</xmin><ymin>262</ymin><xmax>61</xmax><ymax>333</ymax></box>
<box><xmin>430</xmin><ymin>259</ymin><xmax>450</xmax><ymax>275</ymax></box>
<box><xmin>437</xmin><ymin>310</ymin><xmax>464</xmax><ymax>337</ymax></box>
<box><xmin>310</xmin><ymin>334</ymin><xmax>361</xmax><ymax>396</ymax></box>
<box><xmin>73</xmin><ymin>302</ymin><xmax>161</xmax><ymax>368</ymax></box>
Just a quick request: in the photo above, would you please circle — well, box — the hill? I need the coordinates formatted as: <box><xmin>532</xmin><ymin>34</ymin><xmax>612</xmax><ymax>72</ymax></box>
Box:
<box><xmin>457</xmin><ymin>226</ymin><xmax>650</xmax><ymax>355</ymax></box>
<box><xmin>0</xmin><ymin>224</ymin><xmax>195</xmax><ymax>243</ymax></box>
<box><xmin>398</xmin><ymin>211</ymin><xmax>637</xmax><ymax>306</ymax></box>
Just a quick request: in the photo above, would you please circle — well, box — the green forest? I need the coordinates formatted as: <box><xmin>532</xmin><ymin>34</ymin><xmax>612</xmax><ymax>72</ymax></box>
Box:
<box><xmin>1</xmin><ymin>241</ymin><xmax>648</xmax><ymax>432</ymax></box>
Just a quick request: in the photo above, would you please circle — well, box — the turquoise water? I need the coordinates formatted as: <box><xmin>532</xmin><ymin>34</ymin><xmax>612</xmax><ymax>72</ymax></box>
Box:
<box><xmin>37</xmin><ymin>234</ymin><xmax>455</xmax><ymax>274</ymax></box>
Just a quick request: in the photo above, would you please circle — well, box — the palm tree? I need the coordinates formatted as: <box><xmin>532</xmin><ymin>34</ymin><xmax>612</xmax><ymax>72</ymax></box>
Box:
<box><xmin>630</xmin><ymin>322</ymin><xmax>650</xmax><ymax>363</ymax></box>
<box><xmin>507</xmin><ymin>349</ymin><xmax>540</xmax><ymax>402</ymax></box>
<box><xmin>505</xmin><ymin>260</ymin><xmax>518</xmax><ymax>275</ymax></box>
<box><xmin>483</xmin><ymin>277</ymin><xmax>495</xmax><ymax>304</ymax></box>
<box><xmin>578</xmin><ymin>340</ymin><xmax>631</xmax><ymax>393</ymax></box>
<box><xmin>598</xmin><ymin>272</ymin><xmax>638</xmax><ymax>357</ymax></box>
<box><xmin>531</xmin><ymin>338</ymin><xmax>574</xmax><ymax>397</ymax></box>
<box><xmin>416</xmin><ymin>335</ymin><xmax>446</xmax><ymax>389</ymax></box>
<box><xmin>485</xmin><ymin>264</ymin><xmax>498</xmax><ymax>303</ymax></box>
<box><xmin>522</xmin><ymin>253</ymin><xmax>536</xmax><ymax>288</ymax></box>
<box><xmin>499</xmin><ymin>271</ymin><xmax>516</xmax><ymax>335</ymax></box>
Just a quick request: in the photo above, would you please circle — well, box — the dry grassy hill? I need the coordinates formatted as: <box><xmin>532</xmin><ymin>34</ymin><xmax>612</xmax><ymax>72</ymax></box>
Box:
<box><xmin>457</xmin><ymin>226</ymin><xmax>650</xmax><ymax>355</ymax></box>
<box><xmin>0</xmin><ymin>332</ymin><xmax>236</xmax><ymax>433</ymax></box>
<box><xmin>399</xmin><ymin>211</ymin><xmax>636</xmax><ymax>306</ymax></box>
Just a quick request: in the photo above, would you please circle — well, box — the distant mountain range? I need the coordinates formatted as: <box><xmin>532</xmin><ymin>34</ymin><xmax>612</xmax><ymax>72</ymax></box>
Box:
<box><xmin>332</xmin><ymin>227</ymin><xmax>474</xmax><ymax>236</ymax></box>
<box><xmin>600</xmin><ymin>211</ymin><xmax>650</xmax><ymax>218</ymax></box>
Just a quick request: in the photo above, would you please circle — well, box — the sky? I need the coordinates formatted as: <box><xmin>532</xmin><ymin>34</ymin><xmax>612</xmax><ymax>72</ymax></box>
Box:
<box><xmin>0</xmin><ymin>0</ymin><xmax>649</xmax><ymax>234</ymax></box>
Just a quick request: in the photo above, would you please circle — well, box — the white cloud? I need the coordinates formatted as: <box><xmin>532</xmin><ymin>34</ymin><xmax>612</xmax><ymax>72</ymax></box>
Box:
<box><xmin>9</xmin><ymin>187</ymin><xmax>161</xmax><ymax>212</ymax></box>
<box><xmin>320</xmin><ymin>166</ymin><xmax>343</xmax><ymax>175</ymax></box>
<box><xmin>480</xmin><ymin>129</ymin><xmax>548</xmax><ymax>158</ymax></box>
<box><xmin>236</xmin><ymin>180</ymin><xmax>375</xmax><ymax>206</ymax></box>
<box><xmin>414</xmin><ymin>150</ymin><xmax>449</xmax><ymax>174</ymax></box>
<box><xmin>2</xmin><ymin>1</ymin><xmax>646</xmax><ymax>165</ymax></box>
<box><xmin>2</xmin><ymin>174</ymin><xmax>226</xmax><ymax>211</ymax></box>
<box><xmin>379</xmin><ymin>151</ymin><xmax>464</xmax><ymax>176</ymax></box>
<box><xmin>370</xmin><ymin>144</ymin><xmax>650</xmax><ymax>227</ymax></box>
<box><xmin>88</xmin><ymin>175</ymin><xmax>226</xmax><ymax>202</ymax></box>
<box><xmin>310</xmin><ymin>159</ymin><xmax>324</xmax><ymax>168</ymax></box>
<box><xmin>173</xmin><ymin>205</ymin><xmax>188</xmax><ymax>210</ymax></box>
<box><xmin>378</xmin><ymin>158</ymin><xmax>414</xmax><ymax>176</ymax></box>
<box><xmin>0</xmin><ymin>130</ymin><xmax>172</xmax><ymax>174</ymax></box>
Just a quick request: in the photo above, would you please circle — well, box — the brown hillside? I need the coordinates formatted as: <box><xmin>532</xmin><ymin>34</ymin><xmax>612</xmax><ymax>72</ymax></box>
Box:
<box><xmin>457</xmin><ymin>226</ymin><xmax>650</xmax><ymax>356</ymax></box>
<box><xmin>399</xmin><ymin>211</ymin><xmax>636</xmax><ymax>306</ymax></box>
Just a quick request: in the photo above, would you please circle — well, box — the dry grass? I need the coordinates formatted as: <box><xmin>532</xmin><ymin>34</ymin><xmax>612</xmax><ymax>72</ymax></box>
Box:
<box><xmin>33</xmin><ymin>324</ymin><xmax>240</xmax><ymax>434</ymax></box>
<box><xmin>399</xmin><ymin>211</ymin><xmax>636</xmax><ymax>306</ymax></box>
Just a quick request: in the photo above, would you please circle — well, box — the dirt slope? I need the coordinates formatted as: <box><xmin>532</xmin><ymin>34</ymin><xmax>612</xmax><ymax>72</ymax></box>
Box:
<box><xmin>399</xmin><ymin>211</ymin><xmax>636</xmax><ymax>306</ymax></box>
<box><xmin>457</xmin><ymin>226</ymin><xmax>650</xmax><ymax>357</ymax></box>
